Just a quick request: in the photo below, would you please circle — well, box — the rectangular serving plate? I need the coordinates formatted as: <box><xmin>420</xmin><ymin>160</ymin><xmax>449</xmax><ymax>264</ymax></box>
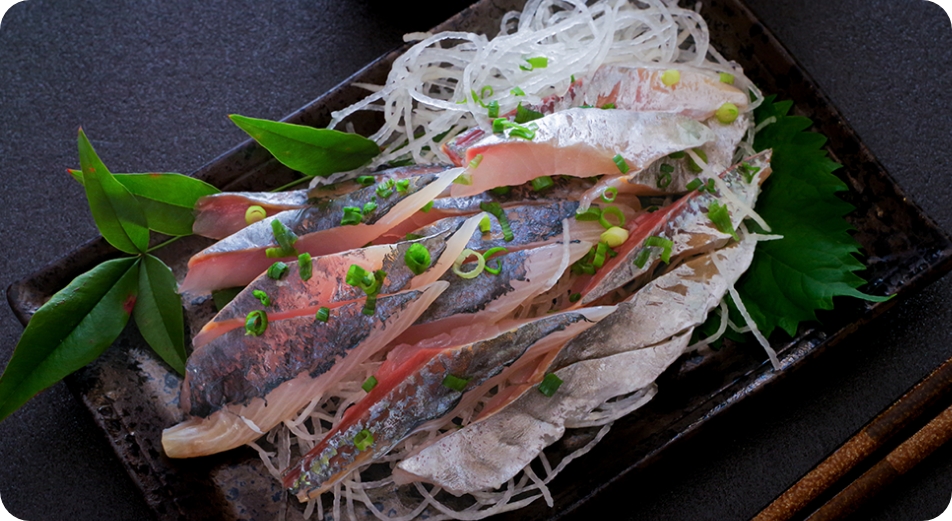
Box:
<box><xmin>7</xmin><ymin>0</ymin><xmax>952</xmax><ymax>519</ymax></box>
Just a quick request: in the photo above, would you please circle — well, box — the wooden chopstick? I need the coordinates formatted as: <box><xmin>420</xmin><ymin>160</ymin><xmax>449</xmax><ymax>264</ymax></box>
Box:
<box><xmin>753</xmin><ymin>355</ymin><xmax>952</xmax><ymax>521</ymax></box>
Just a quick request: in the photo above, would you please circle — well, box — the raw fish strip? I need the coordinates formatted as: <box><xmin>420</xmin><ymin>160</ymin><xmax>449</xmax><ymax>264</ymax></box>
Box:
<box><xmin>444</xmin><ymin>65</ymin><xmax>748</xmax><ymax>166</ymax></box>
<box><xmin>449</xmin><ymin>108</ymin><xmax>714</xmax><ymax>198</ymax></box>
<box><xmin>192</xmin><ymin>215</ymin><xmax>481</xmax><ymax>348</ymax></box>
<box><xmin>395</xmin><ymin>240</ymin><xmax>591</xmax><ymax>346</ymax></box>
<box><xmin>163</xmin><ymin>282</ymin><xmax>448</xmax><ymax>458</ymax></box>
<box><xmin>394</xmin><ymin>239</ymin><xmax>757</xmax><ymax>493</ymax></box>
<box><xmin>180</xmin><ymin>168</ymin><xmax>461</xmax><ymax>293</ymax></box>
<box><xmin>283</xmin><ymin>306</ymin><xmax>615</xmax><ymax>500</ymax></box>
<box><xmin>192</xmin><ymin>164</ymin><xmax>451</xmax><ymax>240</ymax></box>
<box><xmin>577</xmin><ymin>149</ymin><xmax>772</xmax><ymax>305</ymax></box>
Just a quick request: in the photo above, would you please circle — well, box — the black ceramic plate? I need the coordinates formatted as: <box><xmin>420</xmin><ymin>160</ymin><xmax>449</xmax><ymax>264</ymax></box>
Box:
<box><xmin>6</xmin><ymin>0</ymin><xmax>952</xmax><ymax>520</ymax></box>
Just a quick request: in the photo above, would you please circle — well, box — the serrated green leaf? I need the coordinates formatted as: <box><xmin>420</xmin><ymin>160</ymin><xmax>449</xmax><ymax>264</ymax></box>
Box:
<box><xmin>78</xmin><ymin>129</ymin><xmax>150</xmax><ymax>253</ymax></box>
<box><xmin>69</xmin><ymin>170</ymin><xmax>220</xmax><ymax>236</ymax></box>
<box><xmin>736</xmin><ymin>97</ymin><xmax>890</xmax><ymax>338</ymax></box>
<box><xmin>0</xmin><ymin>257</ymin><xmax>140</xmax><ymax>422</ymax></box>
<box><xmin>133</xmin><ymin>255</ymin><xmax>186</xmax><ymax>375</ymax></box>
<box><xmin>229</xmin><ymin>114</ymin><xmax>380</xmax><ymax>177</ymax></box>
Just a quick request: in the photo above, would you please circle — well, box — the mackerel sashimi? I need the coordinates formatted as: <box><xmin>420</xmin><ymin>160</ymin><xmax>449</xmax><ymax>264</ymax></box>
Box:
<box><xmin>283</xmin><ymin>306</ymin><xmax>615</xmax><ymax>499</ymax></box>
<box><xmin>191</xmin><ymin>215</ymin><xmax>482</xmax><ymax>348</ymax></box>
<box><xmin>395</xmin><ymin>239</ymin><xmax>758</xmax><ymax>494</ymax></box>
<box><xmin>449</xmin><ymin>108</ymin><xmax>715</xmax><ymax>198</ymax></box>
<box><xmin>180</xmin><ymin>167</ymin><xmax>461</xmax><ymax>293</ymax></box>
<box><xmin>162</xmin><ymin>282</ymin><xmax>448</xmax><ymax>458</ymax></box>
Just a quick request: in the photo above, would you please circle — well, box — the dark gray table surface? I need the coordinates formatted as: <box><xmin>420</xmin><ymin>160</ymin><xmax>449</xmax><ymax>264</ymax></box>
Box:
<box><xmin>0</xmin><ymin>1</ymin><xmax>950</xmax><ymax>520</ymax></box>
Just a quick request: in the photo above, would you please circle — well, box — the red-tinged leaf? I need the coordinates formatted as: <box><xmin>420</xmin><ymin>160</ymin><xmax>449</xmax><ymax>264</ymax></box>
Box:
<box><xmin>229</xmin><ymin>114</ymin><xmax>380</xmax><ymax>177</ymax></box>
<box><xmin>78</xmin><ymin>129</ymin><xmax>150</xmax><ymax>253</ymax></box>
<box><xmin>134</xmin><ymin>254</ymin><xmax>186</xmax><ymax>374</ymax></box>
<box><xmin>0</xmin><ymin>257</ymin><xmax>140</xmax><ymax>422</ymax></box>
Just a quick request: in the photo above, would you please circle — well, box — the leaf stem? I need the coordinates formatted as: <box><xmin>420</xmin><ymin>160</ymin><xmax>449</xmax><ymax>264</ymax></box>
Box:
<box><xmin>270</xmin><ymin>176</ymin><xmax>312</xmax><ymax>193</ymax></box>
<box><xmin>146</xmin><ymin>236</ymin><xmax>183</xmax><ymax>253</ymax></box>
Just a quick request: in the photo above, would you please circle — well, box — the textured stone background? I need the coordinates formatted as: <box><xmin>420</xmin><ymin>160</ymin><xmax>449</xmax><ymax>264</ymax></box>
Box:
<box><xmin>0</xmin><ymin>0</ymin><xmax>949</xmax><ymax>519</ymax></box>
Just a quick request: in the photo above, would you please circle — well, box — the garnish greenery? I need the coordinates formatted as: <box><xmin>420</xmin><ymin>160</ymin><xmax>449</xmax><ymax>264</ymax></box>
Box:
<box><xmin>229</xmin><ymin>114</ymin><xmax>380</xmax><ymax>178</ymax></box>
<box><xmin>731</xmin><ymin>96</ymin><xmax>889</xmax><ymax>338</ymax></box>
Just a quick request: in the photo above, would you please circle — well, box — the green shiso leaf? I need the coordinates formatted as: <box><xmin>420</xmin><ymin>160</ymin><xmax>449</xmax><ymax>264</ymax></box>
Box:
<box><xmin>0</xmin><ymin>257</ymin><xmax>140</xmax><ymax>422</ymax></box>
<box><xmin>736</xmin><ymin>95</ymin><xmax>890</xmax><ymax>338</ymax></box>
<box><xmin>133</xmin><ymin>254</ymin><xmax>187</xmax><ymax>375</ymax></box>
<box><xmin>78</xmin><ymin>129</ymin><xmax>150</xmax><ymax>253</ymax></box>
<box><xmin>69</xmin><ymin>170</ymin><xmax>220</xmax><ymax>236</ymax></box>
<box><xmin>229</xmin><ymin>114</ymin><xmax>380</xmax><ymax>178</ymax></box>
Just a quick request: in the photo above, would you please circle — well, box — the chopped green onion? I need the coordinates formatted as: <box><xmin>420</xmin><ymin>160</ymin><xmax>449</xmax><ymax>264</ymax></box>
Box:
<box><xmin>668</xmin><ymin>151</ymin><xmax>686</xmax><ymax>159</ymax></box>
<box><xmin>356</xmin><ymin>175</ymin><xmax>375</xmax><ymax>186</ymax></box>
<box><xmin>298</xmin><ymin>252</ymin><xmax>312</xmax><ymax>281</ymax></box>
<box><xmin>510</xmin><ymin>86</ymin><xmax>525</xmax><ymax>96</ymax></box>
<box><xmin>601</xmin><ymin>102</ymin><xmax>616</xmax><ymax>109</ymax></box>
<box><xmin>442</xmin><ymin>374</ymin><xmax>470</xmax><ymax>392</ymax></box>
<box><xmin>575</xmin><ymin>207</ymin><xmax>602</xmax><ymax>221</ymax></box>
<box><xmin>685</xmin><ymin>179</ymin><xmax>703</xmax><ymax>191</ymax></box>
<box><xmin>244</xmin><ymin>310</ymin><xmax>268</xmax><ymax>336</ymax></box>
<box><xmin>470</xmin><ymin>89</ymin><xmax>487</xmax><ymax>108</ymax></box>
<box><xmin>315</xmin><ymin>307</ymin><xmax>330</xmax><ymax>322</ymax></box>
<box><xmin>405</xmin><ymin>233</ymin><xmax>423</xmax><ymax>241</ymax></box>
<box><xmin>645</xmin><ymin>235</ymin><xmax>674</xmax><ymax>264</ymax></box>
<box><xmin>252</xmin><ymin>289</ymin><xmax>271</xmax><ymax>307</ymax></box>
<box><xmin>492</xmin><ymin>117</ymin><xmax>507</xmax><ymax>133</ymax></box>
<box><xmin>598</xmin><ymin>206</ymin><xmax>625</xmax><ymax>229</ymax></box>
<box><xmin>267</xmin><ymin>261</ymin><xmax>289</xmax><ymax>280</ymax></box>
<box><xmin>515</xmin><ymin>103</ymin><xmax>544</xmax><ymax>124</ymax></box>
<box><xmin>479</xmin><ymin>202</ymin><xmax>514</xmax><ymax>241</ymax></box>
<box><xmin>376</xmin><ymin>179</ymin><xmax>395</xmax><ymax>198</ymax></box>
<box><xmin>353</xmin><ymin>429</ymin><xmax>374</xmax><ymax>451</ymax></box>
<box><xmin>738</xmin><ymin>162</ymin><xmax>761</xmax><ymax>183</ymax></box>
<box><xmin>719</xmin><ymin>72</ymin><xmax>735</xmax><ymax>84</ymax></box>
<box><xmin>265</xmin><ymin>247</ymin><xmax>286</xmax><ymax>258</ymax></box>
<box><xmin>420</xmin><ymin>201</ymin><xmax>434</xmax><ymax>213</ymax></box>
<box><xmin>600</xmin><ymin>226</ymin><xmax>629</xmax><ymax>247</ymax></box>
<box><xmin>271</xmin><ymin>219</ymin><xmax>299</xmax><ymax>256</ymax></box>
<box><xmin>569</xmin><ymin>292</ymin><xmax>581</xmax><ymax>303</ymax></box>
<box><xmin>646</xmin><ymin>205</ymin><xmax>660</xmax><ymax>213</ymax></box>
<box><xmin>657</xmin><ymin>172</ymin><xmax>673</xmax><ymax>189</ymax></box>
<box><xmin>704</xmin><ymin>179</ymin><xmax>716</xmax><ymax>194</ymax></box>
<box><xmin>490</xmin><ymin>186</ymin><xmax>511</xmax><ymax>196</ymax></box>
<box><xmin>487</xmin><ymin>100</ymin><xmax>499</xmax><ymax>118</ymax></box>
<box><xmin>601</xmin><ymin>187</ymin><xmax>618</xmax><ymax>203</ymax></box>
<box><xmin>531</xmin><ymin>176</ymin><xmax>554</xmax><ymax>192</ymax></box>
<box><xmin>341</xmin><ymin>206</ymin><xmax>363</xmax><ymax>226</ymax></box>
<box><xmin>538</xmin><ymin>373</ymin><xmax>563</xmax><ymax>397</ymax></box>
<box><xmin>453</xmin><ymin>172</ymin><xmax>473</xmax><ymax>185</ymax></box>
<box><xmin>708</xmin><ymin>201</ymin><xmax>739</xmax><ymax>240</ymax></box>
<box><xmin>479</xmin><ymin>85</ymin><xmax>493</xmax><ymax>99</ymax></box>
<box><xmin>612</xmin><ymin>154</ymin><xmax>630</xmax><ymax>174</ymax></box>
<box><xmin>483</xmin><ymin>247</ymin><xmax>508</xmax><ymax>275</ymax></box>
<box><xmin>660</xmin><ymin>163</ymin><xmax>675</xmax><ymax>174</ymax></box>
<box><xmin>245</xmin><ymin>205</ymin><xmax>266</xmax><ymax>225</ymax></box>
<box><xmin>468</xmin><ymin>154</ymin><xmax>484</xmax><ymax>169</ymax></box>
<box><xmin>363</xmin><ymin>201</ymin><xmax>378</xmax><ymax>214</ymax></box>
<box><xmin>519</xmin><ymin>56</ymin><xmax>548</xmax><ymax>71</ymax></box>
<box><xmin>687</xmin><ymin>148</ymin><xmax>708</xmax><ymax>173</ymax></box>
<box><xmin>570</xmin><ymin>74</ymin><xmax>576</xmax><ymax>83</ymax></box>
<box><xmin>362</xmin><ymin>375</ymin><xmax>378</xmax><ymax>392</ymax></box>
<box><xmin>395</xmin><ymin>179</ymin><xmax>410</xmax><ymax>193</ymax></box>
<box><xmin>508</xmin><ymin>123</ymin><xmax>537</xmax><ymax>140</ymax></box>
<box><xmin>592</xmin><ymin>241</ymin><xmax>610</xmax><ymax>269</ymax></box>
<box><xmin>405</xmin><ymin>243</ymin><xmax>431</xmax><ymax>275</ymax></box>
<box><xmin>661</xmin><ymin>69</ymin><xmax>681</xmax><ymax>86</ymax></box>
<box><xmin>716</xmin><ymin>102</ymin><xmax>739</xmax><ymax>124</ymax></box>
<box><xmin>633</xmin><ymin>247</ymin><xmax>651</xmax><ymax>269</ymax></box>
<box><xmin>479</xmin><ymin>216</ymin><xmax>492</xmax><ymax>234</ymax></box>
<box><xmin>346</xmin><ymin>265</ymin><xmax>375</xmax><ymax>292</ymax></box>
<box><xmin>452</xmin><ymin>249</ymin><xmax>486</xmax><ymax>279</ymax></box>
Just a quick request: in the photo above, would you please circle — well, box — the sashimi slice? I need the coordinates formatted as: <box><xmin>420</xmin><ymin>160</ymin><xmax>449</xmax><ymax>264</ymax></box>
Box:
<box><xmin>192</xmin><ymin>164</ymin><xmax>452</xmax><ymax>239</ymax></box>
<box><xmin>163</xmin><ymin>282</ymin><xmax>448</xmax><ymax>458</ymax></box>
<box><xmin>192</xmin><ymin>215</ymin><xmax>481</xmax><ymax>348</ymax></box>
<box><xmin>444</xmin><ymin>65</ymin><xmax>747</xmax><ymax>165</ymax></box>
<box><xmin>282</xmin><ymin>306</ymin><xmax>615</xmax><ymax>500</ymax></box>
<box><xmin>395</xmin><ymin>240</ymin><xmax>591</xmax><ymax>346</ymax></box>
<box><xmin>576</xmin><ymin>149</ymin><xmax>772</xmax><ymax>305</ymax></box>
<box><xmin>449</xmin><ymin>108</ymin><xmax>714</xmax><ymax>198</ymax></box>
<box><xmin>394</xmin><ymin>239</ymin><xmax>758</xmax><ymax>494</ymax></box>
<box><xmin>180</xmin><ymin>168</ymin><xmax>462</xmax><ymax>293</ymax></box>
